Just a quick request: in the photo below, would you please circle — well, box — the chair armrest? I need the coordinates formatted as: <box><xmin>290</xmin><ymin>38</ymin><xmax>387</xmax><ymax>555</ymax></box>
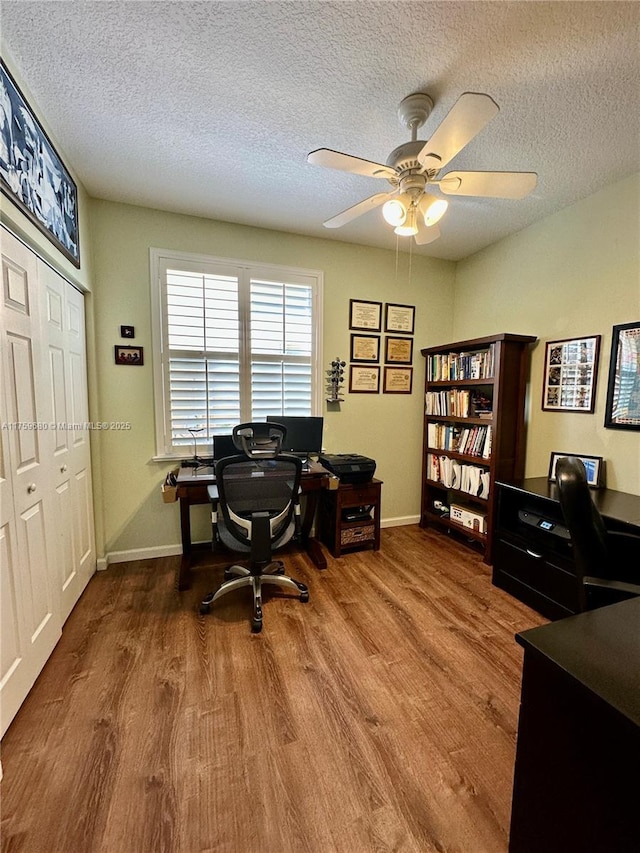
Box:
<box><xmin>584</xmin><ymin>576</ymin><xmax>640</xmax><ymax>608</ymax></box>
<box><xmin>606</xmin><ymin>531</ymin><xmax>640</xmax><ymax>581</ymax></box>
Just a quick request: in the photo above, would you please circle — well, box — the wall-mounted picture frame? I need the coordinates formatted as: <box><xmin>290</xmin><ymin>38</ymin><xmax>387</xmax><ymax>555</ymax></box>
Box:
<box><xmin>384</xmin><ymin>335</ymin><xmax>413</xmax><ymax>365</ymax></box>
<box><xmin>383</xmin><ymin>366</ymin><xmax>413</xmax><ymax>394</ymax></box>
<box><xmin>604</xmin><ymin>321</ymin><xmax>640</xmax><ymax>431</ymax></box>
<box><xmin>350</xmin><ymin>333</ymin><xmax>380</xmax><ymax>363</ymax></box>
<box><xmin>0</xmin><ymin>60</ymin><xmax>80</xmax><ymax>268</ymax></box>
<box><xmin>349</xmin><ymin>365</ymin><xmax>380</xmax><ymax>393</ymax></box>
<box><xmin>548</xmin><ymin>452</ymin><xmax>604</xmax><ymax>488</ymax></box>
<box><xmin>384</xmin><ymin>303</ymin><xmax>415</xmax><ymax>335</ymax></box>
<box><xmin>542</xmin><ymin>335</ymin><xmax>600</xmax><ymax>412</ymax></box>
<box><xmin>349</xmin><ymin>299</ymin><xmax>382</xmax><ymax>332</ymax></box>
<box><xmin>115</xmin><ymin>345</ymin><xmax>144</xmax><ymax>365</ymax></box>
<box><xmin>120</xmin><ymin>325</ymin><xmax>135</xmax><ymax>339</ymax></box>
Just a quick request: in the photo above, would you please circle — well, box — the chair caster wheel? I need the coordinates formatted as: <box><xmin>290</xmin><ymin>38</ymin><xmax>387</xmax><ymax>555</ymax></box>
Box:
<box><xmin>251</xmin><ymin>619</ymin><xmax>263</xmax><ymax>633</ymax></box>
<box><xmin>300</xmin><ymin>592</ymin><xmax>309</xmax><ymax>603</ymax></box>
<box><xmin>200</xmin><ymin>603</ymin><xmax>211</xmax><ymax>615</ymax></box>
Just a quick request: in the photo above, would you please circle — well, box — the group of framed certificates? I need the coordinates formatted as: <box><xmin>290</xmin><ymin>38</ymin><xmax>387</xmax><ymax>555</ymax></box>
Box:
<box><xmin>348</xmin><ymin>299</ymin><xmax>415</xmax><ymax>394</ymax></box>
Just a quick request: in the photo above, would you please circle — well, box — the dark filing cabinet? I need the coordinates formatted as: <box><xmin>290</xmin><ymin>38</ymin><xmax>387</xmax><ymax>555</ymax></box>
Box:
<box><xmin>492</xmin><ymin>477</ymin><xmax>640</xmax><ymax>620</ymax></box>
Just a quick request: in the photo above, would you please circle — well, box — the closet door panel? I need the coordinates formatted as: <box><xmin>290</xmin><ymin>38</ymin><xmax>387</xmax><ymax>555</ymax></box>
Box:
<box><xmin>41</xmin><ymin>264</ymin><xmax>94</xmax><ymax>619</ymax></box>
<box><xmin>0</xmin><ymin>451</ymin><xmax>25</xmax><ymax>735</ymax></box>
<box><xmin>65</xmin><ymin>284</ymin><xmax>94</xmax><ymax>589</ymax></box>
<box><xmin>1</xmin><ymin>233</ymin><xmax>61</xmax><ymax>737</ymax></box>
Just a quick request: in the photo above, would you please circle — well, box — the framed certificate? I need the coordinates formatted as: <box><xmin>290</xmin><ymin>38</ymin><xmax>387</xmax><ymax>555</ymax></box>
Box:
<box><xmin>350</xmin><ymin>334</ymin><xmax>380</xmax><ymax>363</ymax></box>
<box><xmin>384</xmin><ymin>336</ymin><xmax>413</xmax><ymax>364</ymax></box>
<box><xmin>384</xmin><ymin>303</ymin><xmax>415</xmax><ymax>335</ymax></box>
<box><xmin>349</xmin><ymin>299</ymin><xmax>382</xmax><ymax>331</ymax></box>
<box><xmin>349</xmin><ymin>365</ymin><xmax>380</xmax><ymax>393</ymax></box>
<box><xmin>383</xmin><ymin>366</ymin><xmax>413</xmax><ymax>394</ymax></box>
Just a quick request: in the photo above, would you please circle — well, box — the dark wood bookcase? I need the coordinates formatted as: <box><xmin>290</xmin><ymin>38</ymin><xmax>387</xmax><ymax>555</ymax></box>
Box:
<box><xmin>420</xmin><ymin>333</ymin><xmax>536</xmax><ymax>563</ymax></box>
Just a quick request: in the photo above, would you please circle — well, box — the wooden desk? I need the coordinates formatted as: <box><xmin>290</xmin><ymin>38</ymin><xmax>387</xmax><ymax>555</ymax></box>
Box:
<box><xmin>493</xmin><ymin>478</ymin><xmax>640</xmax><ymax>618</ymax></box>
<box><xmin>175</xmin><ymin>460</ymin><xmax>330</xmax><ymax>590</ymax></box>
<box><xmin>509</xmin><ymin>597</ymin><xmax>640</xmax><ymax>852</ymax></box>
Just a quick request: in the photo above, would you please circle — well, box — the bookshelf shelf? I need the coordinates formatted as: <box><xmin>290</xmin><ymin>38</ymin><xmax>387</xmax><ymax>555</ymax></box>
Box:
<box><xmin>426</xmin><ymin>448</ymin><xmax>492</xmax><ymax>466</ymax></box>
<box><xmin>426</xmin><ymin>415</ymin><xmax>494</xmax><ymax>426</ymax></box>
<box><xmin>427</xmin><ymin>378</ymin><xmax>494</xmax><ymax>388</ymax></box>
<box><xmin>424</xmin><ymin>510</ymin><xmax>487</xmax><ymax>543</ymax></box>
<box><xmin>420</xmin><ymin>333</ymin><xmax>537</xmax><ymax>563</ymax></box>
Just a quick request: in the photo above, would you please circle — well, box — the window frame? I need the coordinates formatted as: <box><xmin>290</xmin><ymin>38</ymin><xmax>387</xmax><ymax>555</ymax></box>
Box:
<box><xmin>150</xmin><ymin>247</ymin><xmax>324</xmax><ymax>460</ymax></box>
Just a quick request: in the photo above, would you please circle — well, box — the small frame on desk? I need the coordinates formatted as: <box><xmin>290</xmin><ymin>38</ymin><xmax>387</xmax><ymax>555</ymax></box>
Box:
<box><xmin>384</xmin><ymin>303</ymin><xmax>415</xmax><ymax>335</ymax></box>
<box><xmin>604</xmin><ymin>321</ymin><xmax>640</xmax><ymax>431</ymax></box>
<box><xmin>115</xmin><ymin>345</ymin><xmax>143</xmax><ymax>365</ymax></box>
<box><xmin>350</xmin><ymin>333</ymin><xmax>380</xmax><ymax>363</ymax></box>
<box><xmin>383</xmin><ymin>366</ymin><xmax>413</xmax><ymax>394</ymax></box>
<box><xmin>349</xmin><ymin>299</ymin><xmax>382</xmax><ymax>332</ymax></box>
<box><xmin>548</xmin><ymin>452</ymin><xmax>604</xmax><ymax>488</ymax></box>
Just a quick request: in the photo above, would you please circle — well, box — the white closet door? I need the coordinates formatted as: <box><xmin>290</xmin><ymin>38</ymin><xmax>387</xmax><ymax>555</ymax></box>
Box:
<box><xmin>41</xmin><ymin>264</ymin><xmax>95</xmax><ymax>621</ymax></box>
<box><xmin>0</xmin><ymin>343</ymin><xmax>24</xmax><ymax>736</ymax></box>
<box><xmin>1</xmin><ymin>232</ymin><xmax>61</xmax><ymax>737</ymax></box>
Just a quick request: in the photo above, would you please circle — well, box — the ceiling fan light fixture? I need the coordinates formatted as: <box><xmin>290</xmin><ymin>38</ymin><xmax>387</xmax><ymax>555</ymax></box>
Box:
<box><xmin>394</xmin><ymin>205</ymin><xmax>418</xmax><ymax>236</ymax></box>
<box><xmin>382</xmin><ymin>195</ymin><xmax>408</xmax><ymax>226</ymax></box>
<box><xmin>420</xmin><ymin>195</ymin><xmax>449</xmax><ymax>226</ymax></box>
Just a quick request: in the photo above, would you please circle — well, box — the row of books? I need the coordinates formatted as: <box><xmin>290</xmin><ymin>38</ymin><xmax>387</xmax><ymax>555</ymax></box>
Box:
<box><xmin>426</xmin><ymin>423</ymin><xmax>492</xmax><ymax>458</ymax></box>
<box><xmin>426</xmin><ymin>454</ymin><xmax>490</xmax><ymax>499</ymax></box>
<box><xmin>458</xmin><ymin>424</ymin><xmax>492</xmax><ymax>458</ymax></box>
<box><xmin>425</xmin><ymin>389</ymin><xmax>493</xmax><ymax>418</ymax></box>
<box><xmin>427</xmin><ymin>344</ymin><xmax>495</xmax><ymax>381</ymax></box>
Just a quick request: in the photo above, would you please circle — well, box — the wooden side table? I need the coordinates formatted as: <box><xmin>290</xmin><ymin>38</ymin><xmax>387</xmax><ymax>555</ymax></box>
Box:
<box><xmin>319</xmin><ymin>478</ymin><xmax>382</xmax><ymax>557</ymax></box>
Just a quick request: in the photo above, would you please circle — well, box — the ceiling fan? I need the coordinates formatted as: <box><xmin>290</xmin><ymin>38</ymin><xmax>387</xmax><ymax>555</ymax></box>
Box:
<box><xmin>307</xmin><ymin>92</ymin><xmax>537</xmax><ymax>245</ymax></box>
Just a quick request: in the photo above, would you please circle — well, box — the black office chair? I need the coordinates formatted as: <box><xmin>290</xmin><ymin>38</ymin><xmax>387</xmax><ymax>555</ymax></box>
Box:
<box><xmin>555</xmin><ymin>456</ymin><xmax>640</xmax><ymax>612</ymax></box>
<box><xmin>200</xmin><ymin>422</ymin><xmax>309</xmax><ymax>632</ymax></box>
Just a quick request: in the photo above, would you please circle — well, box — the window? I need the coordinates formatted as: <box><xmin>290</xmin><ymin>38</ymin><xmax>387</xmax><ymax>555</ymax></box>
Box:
<box><xmin>150</xmin><ymin>249</ymin><xmax>323</xmax><ymax>458</ymax></box>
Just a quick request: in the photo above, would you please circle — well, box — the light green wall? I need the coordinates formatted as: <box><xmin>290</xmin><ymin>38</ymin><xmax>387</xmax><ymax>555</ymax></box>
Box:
<box><xmin>89</xmin><ymin>200</ymin><xmax>456</xmax><ymax>556</ymax></box>
<box><xmin>454</xmin><ymin>172</ymin><xmax>640</xmax><ymax>494</ymax></box>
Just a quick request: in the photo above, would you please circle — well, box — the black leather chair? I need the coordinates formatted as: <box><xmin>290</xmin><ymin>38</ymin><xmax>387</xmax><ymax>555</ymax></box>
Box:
<box><xmin>555</xmin><ymin>456</ymin><xmax>640</xmax><ymax>612</ymax></box>
<box><xmin>200</xmin><ymin>422</ymin><xmax>309</xmax><ymax>632</ymax></box>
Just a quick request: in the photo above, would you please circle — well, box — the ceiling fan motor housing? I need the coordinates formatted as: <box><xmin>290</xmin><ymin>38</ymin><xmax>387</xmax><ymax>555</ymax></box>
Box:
<box><xmin>386</xmin><ymin>140</ymin><xmax>429</xmax><ymax>174</ymax></box>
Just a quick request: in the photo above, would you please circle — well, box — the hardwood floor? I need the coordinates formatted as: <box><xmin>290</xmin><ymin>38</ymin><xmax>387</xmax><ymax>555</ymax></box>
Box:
<box><xmin>1</xmin><ymin>525</ymin><xmax>545</xmax><ymax>853</ymax></box>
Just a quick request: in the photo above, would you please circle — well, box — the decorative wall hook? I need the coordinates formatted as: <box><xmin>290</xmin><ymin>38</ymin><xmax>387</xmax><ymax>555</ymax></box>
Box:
<box><xmin>326</xmin><ymin>357</ymin><xmax>346</xmax><ymax>403</ymax></box>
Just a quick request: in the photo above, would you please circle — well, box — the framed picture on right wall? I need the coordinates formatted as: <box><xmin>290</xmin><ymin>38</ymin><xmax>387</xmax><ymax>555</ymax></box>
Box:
<box><xmin>604</xmin><ymin>321</ymin><xmax>640</xmax><ymax>430</ymax></box>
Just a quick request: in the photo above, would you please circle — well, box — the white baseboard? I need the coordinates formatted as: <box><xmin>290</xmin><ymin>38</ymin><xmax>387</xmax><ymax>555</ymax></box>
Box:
<box><xmin>381</xmin><ymin>515</ymin><xmax>420</xmax><ymax>528</ymax></box>
<box><xmin>95</xmin><ymin>520</ymin><xmax>417</xmax><ymax>570</ymax></box>
<box><xmin>96</xmin><ymin>543</ymin><xmax>183</xmax><ymax>570</ymax></box>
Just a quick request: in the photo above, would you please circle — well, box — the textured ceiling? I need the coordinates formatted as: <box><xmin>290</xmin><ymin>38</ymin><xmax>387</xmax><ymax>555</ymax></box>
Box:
<box><xmin>1</xmin><ymin>1</ymin><xmax>639</xmax><ymax>260</ymax></box>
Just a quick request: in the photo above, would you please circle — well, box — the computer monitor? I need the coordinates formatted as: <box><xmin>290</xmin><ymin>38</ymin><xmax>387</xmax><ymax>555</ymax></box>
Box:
<box><xmin>213</xmin><ymin>433</ymin><xmax>237</xmax><ymax>461</ymax></box>
<box><xmin>265</xmin><ymin>416</ymin><xmax>323</xmax><ymax>458</ymax></box>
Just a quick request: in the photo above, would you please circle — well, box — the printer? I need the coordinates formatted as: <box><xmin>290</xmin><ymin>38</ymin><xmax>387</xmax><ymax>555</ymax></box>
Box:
<box><xmin>319</xmin><ymin>453</ymin><xmax>376</xmax><ymax>484</ymax></box>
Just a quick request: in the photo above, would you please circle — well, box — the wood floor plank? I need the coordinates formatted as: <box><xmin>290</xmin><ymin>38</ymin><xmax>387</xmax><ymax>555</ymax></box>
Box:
<box><xmin>0</xmin><ymin>525</ymin><xmax>545</xmax><ymax>852</ymax></box>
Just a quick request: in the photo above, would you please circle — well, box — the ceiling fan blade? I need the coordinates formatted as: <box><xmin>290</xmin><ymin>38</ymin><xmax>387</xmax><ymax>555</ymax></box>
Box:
<box><xmin>323</xmin><ymin>192</ymin><xmax>396</xmax><ymax>228</ymax></box>
<box><xmin>415</xmin><ymin>222</ymin><xmax>441</xmax><ymax>246</ymax></box>
<box><xmin>417</xmin><ymin>93</ymin><xmax>499</xmax><ymax>171</ymax></box>
<box><xmin>437</xmin><ymin>171</ymin><xmax>538</xmax><ymax>199</ymax></box>
<box><xmin>308</xmin><ymin>148</ymin><xmax>397</xmax><ymax>180</ymax></box>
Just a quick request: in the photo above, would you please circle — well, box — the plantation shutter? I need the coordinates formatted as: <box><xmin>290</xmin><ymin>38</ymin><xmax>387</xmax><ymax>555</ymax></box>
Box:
<box><xmin>166</xmin><ymin>268</ymin><xmax>240</xmax><ymax>447</ymax></box>
<box><xmin>154</xmin><ymin>253</ymin><xmax>321</xmax><ymax>457</ymax></box>
<box><xmin>250</xmin><ymin>278</ymin><xmax>313</xmax><ymax>419</ymax></box>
